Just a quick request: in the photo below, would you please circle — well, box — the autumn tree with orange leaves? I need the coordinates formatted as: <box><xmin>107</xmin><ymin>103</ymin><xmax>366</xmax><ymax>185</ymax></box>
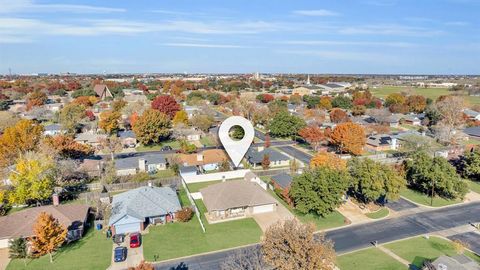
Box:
<box><xmin>31</xmin><ymin>212</ymin><xmax>67</xmax><ymax>263</ymax></box>
<box><xmin>43</xmin><ymin>135</ymin><xmax>94</xmax><ymax>159</ymax></box>
<box><xmin>298</xmin><ymin>126</ymin><xmax>324</xmax><ymax>151</ymax></box>
<box><xmin>310</xmin><ymin>152</ymin><xmax>346</xmax><ymax>170</ymax></box>
<box><xmin>330</xmin><ymin>122</ymin><xmax>365</xmax><ymax>155</ymax></box>
<box><xmin>0</xmin><ymin>120</ymin><xmax>44</xmax><ymax>168</ymax></box>
<box><xmin>329</xmin><ymin>108</ymin><xmax>349</xmax><ymax>123</ymax></box>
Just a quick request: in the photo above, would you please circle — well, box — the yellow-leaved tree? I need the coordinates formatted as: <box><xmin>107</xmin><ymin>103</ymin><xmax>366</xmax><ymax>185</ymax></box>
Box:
<box><xmin>0</xmin><ymin>120</ymin><xmax>43</xmax><ymax>168</ymax></box>
<box><xmin>31</xmin><ymin>212</ymin><xmax>67</xmax><ymax>263</ymax></box>
<box><xmin>310</xmin><ymin>152</ymin><xmax>346</xmax><ymax>170</ymax></box>
<box><xmin>172</xmin><ymin>110</ymin><xmax>189</xmax><ymax>127</ymax></box>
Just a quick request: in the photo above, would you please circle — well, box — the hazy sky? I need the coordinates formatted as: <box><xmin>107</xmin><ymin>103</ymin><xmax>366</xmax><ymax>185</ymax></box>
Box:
<box><xmin>0</xmin><ymin>0</ymin><xmax>479</xmax><ymax>74</ymax></box>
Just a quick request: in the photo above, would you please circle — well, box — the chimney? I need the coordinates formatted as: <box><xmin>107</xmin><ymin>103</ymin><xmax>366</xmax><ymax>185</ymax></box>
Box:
<box><xmin>391</xmin><ymin>138</ymin><xmax>397</xmax><ymax>150</ymax></box>
<box><xmin>257</xmin><ymin>146</ymin><xmax>264</xmax><ymax>152</ymax></box>
<box><xmin>52</xmin><ymin>193</ymin><xmax>59</xmax><ymax>206</ymax></box>
<box><xmin>197</xmin><ymin>154</ymin><xmax>203</xmax><ymax>162</ymax></box>
<box><xmin>139</xmin><ymin>158</ymin><xmax>146</xmax><ymax>172</ymax></box>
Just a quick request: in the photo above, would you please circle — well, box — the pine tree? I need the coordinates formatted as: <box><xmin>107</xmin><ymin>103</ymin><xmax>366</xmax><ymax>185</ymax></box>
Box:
<box><xmin>9</xmin><ymin>237</ymin><xmax>28</xmax><ymax>266</ymax></box>
<box><xmin>31</xmin><ymin>212</ymin><xmax>67</xmax><ymax>263</ymax></box>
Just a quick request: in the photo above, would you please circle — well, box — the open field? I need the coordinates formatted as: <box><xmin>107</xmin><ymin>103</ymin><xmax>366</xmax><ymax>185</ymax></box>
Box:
<box><xmin>371</xmin><ymin>86</ymin><xmax>480</xmax><ymax>105</ymax></box>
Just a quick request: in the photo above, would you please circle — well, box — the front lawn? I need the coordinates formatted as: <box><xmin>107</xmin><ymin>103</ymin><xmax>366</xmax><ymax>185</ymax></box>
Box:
<box><xmin>187</xmin><ymin>180</ymin><xmax>223</xmax><ymax>192</ymax></box>
<box><xmin>366</xmin><ymin>207</ymin><xmax>389</xmax><ymax>219</ymax></box>
<box><xmin>400</xmin><ymin>188</ymin><xmax>461</xmax><ymax>207</ymax></box>
<box><xmin>7</xmin><ymin>225</ymin><xmax>111</xmax><ymax>270</ymax></box>
<box><xmin>143</xmin><ymin>200</ymin><xmax>262</xmax><ymax>262</ymax></box>
<box><xmin>384</xmin><ymin>236</ymin><xmax>457</xmax><ymax>268</ymax></box>
<box><xmin>465</xmin><ymin>179</ymin><xmax>480</xmax><ymax>194</ymax></box>
<box><xmin>136</xmin><ymin>140</ymin><xmax>181</xmax><ymax>152</ymax></box>
<box><xmin>200</xmin><ymin>136</ymin><xmax>215</xmax><ymax>147</ymax></box>
<box><xmin>337</xmin><ymin>248</ymin><xmax>406</xmax><ymax>270</ymax></box>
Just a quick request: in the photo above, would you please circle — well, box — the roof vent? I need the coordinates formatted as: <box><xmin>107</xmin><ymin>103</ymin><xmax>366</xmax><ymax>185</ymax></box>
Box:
<box><xmin>438</xmin><ymin>263</ymin><xmax>447</xmax><ymax>270</ymax></box>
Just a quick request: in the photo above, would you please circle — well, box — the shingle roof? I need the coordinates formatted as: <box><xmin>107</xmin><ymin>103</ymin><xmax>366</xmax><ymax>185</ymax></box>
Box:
<box><xmin>246</xmin><ymin>148</ymin><xmax>289</xmax><ymax>164</ymax></box>
<box><xmin>200</xmin><ymin>180</ymin><xmax>277</xmax><ymax>211</ymax></box>
<box><xmin>115</xmin><ymin>153</ymin><xmax>167</xmax><ymax>170</ymax></box>
<box><xmin>44</xmin><ymin>124</ymin><xmax>62</xmax><ymax>131</ymax></box>
<box><xmin>464</xmin><ymin>126</ymin><xmax>480</xmax><ymax>137</ymax></box>
<box><xmin>118</xmin><ymin>130</ymin><xmax>136</xmax><ymax>138</ymax></box>
<box><xmin>179</xmin><ymin>149</ymin><xmax>227</xmax><ymax>166</ymax></box>
<box><xmin>271</xmin><ymin>172</ymin><xmax>293</xmax><ymax>189</ymax></box>
<box><xmin>367</xmin><ymin>134</ymin><xmax>394</xmax><ymax>147</ymax></box>
<box><xmin>109</xmin><ymin>186</ymin><xmax>181</xmax><ymax>225</ymax></box>
<box><xmin>0</xmin><ymin>204</ymin><xmax>89</xmax><ymax>239</ymax></box>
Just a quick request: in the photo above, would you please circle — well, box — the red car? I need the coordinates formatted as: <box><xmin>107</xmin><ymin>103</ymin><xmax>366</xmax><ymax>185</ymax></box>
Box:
<box><xmin>129</xmin><ymin>233</ymin><xmax>141</xmax><ymax>248</ymax></box>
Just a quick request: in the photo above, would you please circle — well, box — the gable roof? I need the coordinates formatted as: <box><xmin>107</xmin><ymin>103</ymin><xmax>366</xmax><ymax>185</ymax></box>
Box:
<box><xmin>246</xmin><ymin>148</ymin><xmax>290</xmax><ymax>164</ymax></box>
<box><xmin>109</xmin><ymin>186</ymin><xmax>181</xmax><ymax>225</ymax></box>
<box><xmin>0</xmin><ymin>204</ymin><xmax>89</xmax><ymax>239</ymax></box>
<box><xmin>179</xmin><ymin>149</ymin><xmax>227</xmax><ymax>166</ymax></box>
<box><xmin>271</xmin><ymin>172</ymin><xmax>293</xmax><ymax>189</ymax></box>
<box><xmin>200</xmin><ymin>180</ymin><xmax>277</xmax><ymax>211</ymax></box>
<box><xmin>115</xmin><ymin>153</ymin><xmax>167</xmax><ymax>170</ymax></box>
<box><xmin>367</xmin><ymin>134</ymin><xmax>394</xmax><ymax>147</ymax></box>
<box><xmin>93</xmin><ymin>84</ymin><xmax>109</xmax><ymax>97</ymax></box>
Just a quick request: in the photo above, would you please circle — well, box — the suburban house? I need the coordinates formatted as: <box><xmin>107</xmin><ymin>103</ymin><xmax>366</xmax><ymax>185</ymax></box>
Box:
<box><xmin>122</xmin><ymin>89</ymin><xmax>148</xmax><ymax>103</ymax></box>
<box><xmin>424</xmin><ymin>254</ymin><xmax>480</xmax><ymax>270</ymax></box>
<box><xmin>175</xmin><ymin>128</ymin><xmax>202</xmax><ymax>142</ymax></box>
<box><xmin>200</xmin><ymin>179</ymin><xmax>277</xmax><ymax>222</ymax></box>
<box><xmin>93</xmin><ymin>84</ymin><xmax>113</xmax><ymax>100</ymax></box>
<box><xmin>463</xmin><ymin>126</ymin><xmax>480</xmax><ymax>140</ymax></box>
<box><xmin>108</xmin><ymin>185</ymin><xmax>182</xmax><ymax>234</ymax></box>
<box><xmin>271</xmin><ymin>172</ymin><xmax>293</xmax><ymax>192</ymax></box>
<box><xmin>371</xmin><ymin>113</ymin><xmax>403</xmax><ymax>128</ymax></box>
<box><xmin>0</xmin><ymin>204</ymin><xmax>90</xmax><ymax>248</ymax></box>
<box><xmin>245</xmin><ymin>147</ymin><xmax>290</xmax><ymax>169</ymax></box>
<box><xmin>403</xmin><ymin>114</ymin><xmax>422</xmax><ymax>126</ymax></box>
<box><xmin>118</xmin><ymin>130</ymin><xmax>137</xmax><ymax>148</ymax></box>
<box><xmin>184</xmin><ymin>105</ymin><xmax>200</xmax><ymax>118</ymax></box>
<box><xmin>464</xmin><ymin>109</ymin><xmax>480</xmax><ymax>121</ymax></box>
<box><xmin>115</xmin><ymin>153</ymin><xmax>167</xmax><ymax>176</ymax></box>
<box><xmin>74</xmin><ymin>132</ymin><xmax>107</xmax><ymax>148</ymax></box>
<box><xmin>43</xmin><ymin>124</ymin><xmax>65</xmax><ymax>136</ymax></box>
<box><xmin>366</xmin><ymin>134</ymin><xmax>398</xmax><ymax>151</ymax></box>
<box><xmin>179</xmin><ymin>149</ymin><xmax>228</xmax><ymax>172</ymax></box>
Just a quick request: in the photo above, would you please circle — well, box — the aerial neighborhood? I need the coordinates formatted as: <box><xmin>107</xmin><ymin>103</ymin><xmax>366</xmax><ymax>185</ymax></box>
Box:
<box><xmin>0</xmin><ymin>72</ymin><xmax>480</xmax><ymax>270</ymax></box>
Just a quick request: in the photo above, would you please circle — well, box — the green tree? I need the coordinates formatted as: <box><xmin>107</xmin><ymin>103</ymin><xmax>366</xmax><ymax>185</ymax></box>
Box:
<box><xmin>331</xmin><ymin>96</ymin><xmax>352</xmax><ymax>109</ymax></box>
<box><xmin>289</xmin><ymin>167</ymin><xmax>349</xmax><ymax>216</ymax></box>
<box><xmin>348</xmin><ymin>158</ymin><xmax>406</xmax><ymax>203</ymax></box>
<box><xmin>132</xmin><ymin>109</ymin><xmax>171</xmax><ymax>145</ymax></box>
<box><xmin>461</xmin><ymin>149</ymin><xmax>480</xmax><ymax>180</ymax></box>
<box><xmin>269</xmin><ymin>111</ymin><xmax>306</xmax><ymax>138</ymax></box>
<box><xmin>9</xmin><ymin>237</ymin><xmax>28</xmax><ymax>266</ymax></box>
<box><xmin>99</xmin><ymin>110</ymin><xmax>121</xmax><ymax>134</ymax></box>
<box><xmin>59</xmin><ymin>103</ymin><xmax>85</xmax><ymax>134</ymax></box>
<box><xmin>404</xmin><ymin>151</ymin><xmax>468</xmax><ymax>200</ymax></box>
<box><xmin>8</xmin><ymin>152</ymin><xmax>55</xmax><ymax>205</ymax></box>
<box><xmin>190</xmin><ymin>114</ymin><xmax>214</xmax><ymax>132</ymax></box>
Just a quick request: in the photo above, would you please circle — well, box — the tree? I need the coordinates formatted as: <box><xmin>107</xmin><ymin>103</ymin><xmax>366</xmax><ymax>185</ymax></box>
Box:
<box><xmin>112</xmin><ymin>99</ymin><xmax>127</xmax><ymax>112</ymax></box>
<box><xmin>0</xmin><ymin>111</ymin><xmax>20</xmax><ymax>132</ymax></box>
<box><xmin>132</xmin><ymin>109</ymin><xmax>171</xmax><ymax>145</ymax></box>
<box><xmin>99</xmin><ymin>110</ymin><xmax>121</xmax><ymax>134</ymax></box>
<box><xmin>9</xmin><ymin>238</ymin><xmax>28</xmax><ymax>266</ymax></box>
<box><xmin>289</xmin><ymin>167</ymin><xmax>349</xmax><ymax>216</ymax></box>
<box><xmin>8</xmin><ymin>152</ymin><xmax>55</xmax><ymax>205</ymax></box>
<box><xmin>222</xmin><ymin>246</ymin><xmax>267</xmax><ymax>270</ymax></box>
<box><xmin>404</xmin><ymin>151</ymin><xmax>468</xmax><ymax>200</ymax></box>
<box><xmin>462</xmin><ymin>148</ymin><xmax>480</xmax><ymax>180</ymax></box>
<box><xmin>289</xmin><ymin>94</ymin><xmax>302</xmax><ymax>105</ymax></box>
<box><xmin>0</xmin><ymin>120</ymin><xmax>44</xmax><ymax>168</ymax></box>
<box><xmin>172</xmin><ymin>110</ymin><xmax>189</xmax><ymax>126</ymax></box>
<box><xmin>190</xmin><ymin>114</ymin><xmax>214</xmax><ymax>132</ymax></box>
<box><xmin>27</xmin><ymin>90</ymin><xmax>47</xmax><ymax>110</ymax></box>
<box><xmin>348</xmin><ymin>158</ymin><xmax>406</xmax><ymax>203</ymax></box>
<box><xmin>331</xmin><ymin>96</ymin><xmax>352</xmax><ymax>109</ymax></box>
<box><xmin>99</xmin><ymin>136</ymin><xmax>123</xmax><ymax>161</ymax></box>
<box><xmin>385</xmin><ymin>93</ymin><xmax>406</xmax><ymax>107</ymax></box>
<box><xmin>42</xmin><ymin>135</ymin><xmax>94</xmax><ymax>159</ymax></box>
<box><xmin>31</xmin><ymin>212</ymin><xmax>67</xmax><ymax>262</ymax></box>
<box><xmin>310</xmin><ymin>152</ymin><xmax>346</xmax><ymax>170</ymax></box>
<box><xmin>303</xmin><ymin>95</ymin><xmax>321</xmax><ymax>109</ymax></box>
<box><xmin>175</xmin><ymin>207</ymin><xmax>194</xmax><ymax>222</ymax></box>
<box><xmin>72</xmin><ymin>96</ymin><xmax>98</xmax><ymax>107</ymax></box>
<box><xmin>219</xmin><ymin>159</ymin><xmax>231</xmax><ymax>172</ymax></box>
<box><xmin>262</xmin><ymin>154</ymin><xmax>270</xmax><ymax>170</ymax></box>
<box><xmin>433</xmin><ymin>96</ymin><xmax>465</xmax><ymax>142</ymax></box>
<box><xmin>151</xmin><ymin>95</ymin><xmax>180</xmax><ymax>118</ymax></box>
<box><xmin>352</xmin><ymin>105</ymin><xmax>366</xmax><ymax>116</ymax></box>
<box><xmin>406</xmin><ymin>95</ymin><xmax>426</xmax><ymax>113</ymax></box>
<box><xmin>262</xmin><ymin>219</ymin><xmax>336</xmax><ymax>270</ymax></box>
<box><xmin>256</xmin><ymin>94</ymin><xmax>274</xmax><ymax>103</ymax></box>
<box><xmin>264</xmin><ymin>134</ymin><xmax>271</xmax><ymax>148</ymax></box>
<box><xmin>179</xmin><ymin>140</ymin><xmax>197</xmax><ymax>154</ymax></box>
<box><xmin>330</xmin><ymin>122</ymin><xmax>366</xmax><ymax>155</ymax></box>
<box><xmin>318</xmin><ymin>96</ymin><xmax>332</xmax><ymax>110</ymax></box>
<box><xmin>269</xmin><ymin>111</ymin><xmax>306</xmax><ymax>138</ymax></box>
<box><xmin>329</xmin><ymin>108</ymin><xmax>349</xmax><ymax>123</ymax></box>
<box><xmin>59</xmin><ymin>103</ymin><xmax>85</xmax><ymax>134</ymax></box>
<box><xmin>298</xmin><ymin>126</ymin><xmax>324</xmax><ymax>151</ymax></box>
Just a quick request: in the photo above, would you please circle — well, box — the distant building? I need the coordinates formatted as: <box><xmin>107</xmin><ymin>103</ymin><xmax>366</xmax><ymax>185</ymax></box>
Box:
<box><xmin>93</xmin><ymin>84</ymin><xmax>113</xmax><ymax>100</ymax></box>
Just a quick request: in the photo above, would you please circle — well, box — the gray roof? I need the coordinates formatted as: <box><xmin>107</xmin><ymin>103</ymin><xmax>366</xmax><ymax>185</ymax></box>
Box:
<box><xmin>431</xmin><ymin>254</ymin><xmax>480</xmax><ymax>270</ymax></box>
<box><xmin>464</xmin><ymin>126</ymin><xmax>480</xmax><ymax>137</ymax></box>
<box><xmin>246</xmin><ymin>148</ymin><xmax>290</xmax><ymax>164</ymax></box>
<box><xmin>271</xmin><ymin>172</ymin><xmax>293</xmax><ymax>189</ymax></box>
<box><xmin>44</xmin><ymin>124</ymin><xmax>62</xmax><ymax>131</ymax></box>
<box><xmin>109</xmin><ymin>186</ymin><xmax>181</xmax><ymax>225</ymax></box>
<box><xmin>118</xmin><ymin>130</ymin><xmax>136</xmax><ymax>138</ymax></box>
<box><xmin>464</xmin><ymin>109</ymin><xmax>480</xmax><ymax>118</ymax></box>
<box><xmin>180</xmin><ymin>165</ymin><xmax>197</xmax><ymax>174</ymax></box>
<box><xmin>115</xmin><ymin>153</ymin><xmax>167</xmax><ymax>170</ymax></box>
<box><xmin>367</xmin><ymin>134</ymin><xmax>394</xmax><ymax>147</ymax></box>
<box><xmin>200</xmin><ymin>180</ymin><xmax>277</xmax><ymax>211</ymax></box>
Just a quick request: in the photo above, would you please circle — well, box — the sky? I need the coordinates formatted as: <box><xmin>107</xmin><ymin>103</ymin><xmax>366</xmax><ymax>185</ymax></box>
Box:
<box><xmin>0</xmin><ymin>0</ymin><xmax>479</xmax><ymax>75</ymax></box>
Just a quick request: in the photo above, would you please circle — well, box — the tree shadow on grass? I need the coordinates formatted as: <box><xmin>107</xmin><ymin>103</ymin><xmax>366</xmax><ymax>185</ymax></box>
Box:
<box><xmin>411</xmin><ymin>256</ymin><xmax>429</xmax><ymax>268</ymax></box>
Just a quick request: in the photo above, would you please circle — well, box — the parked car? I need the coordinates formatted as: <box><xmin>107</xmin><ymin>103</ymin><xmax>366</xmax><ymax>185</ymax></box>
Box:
<box><xmin>113</xmin><ymin>234</ymin><xmax>125</xmax><ymax>245</ymax></box>
<box><xmin>130</xmin><ymin>233</ymin><xmax>141</xmax><ymax>248</ymax></box>
<box><xmin>161</xmin><ymin>146</ymin><xmax>173</xmax><ymax>151</ymax></box>
<box><xmin>114</xmin><ymin>247</ymin><xmax>127</xmax><ymax>262</ymax></box>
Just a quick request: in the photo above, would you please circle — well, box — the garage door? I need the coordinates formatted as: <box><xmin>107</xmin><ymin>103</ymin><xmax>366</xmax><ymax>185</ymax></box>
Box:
<box><xmin>0</xmin><ymin>239</ymin><xmax>9</xmax><ymax>249</ymax></box>
<box><xmin>252</xmin><ymin>204</ymin><xmax>275</xmax><ymax>214</ymax></box>
<box><xmin>114</xmin><ymin>222</ymin><xmax>140</xmax><ymax>234</ymax></box>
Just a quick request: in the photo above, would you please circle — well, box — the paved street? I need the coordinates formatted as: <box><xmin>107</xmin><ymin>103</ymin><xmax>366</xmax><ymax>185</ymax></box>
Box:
<box><xmin>448</xmin><ymin>231</ymin><xmax>480</xmax><ymax>254</ymax></box>
<box><xmin>154</xmin><ymin>201</ymin><xmax>480</xmax><ymax>270</ymax></box>
<box><xmin>276</xmin><ymin>145</ymin><xmax>313</xmax><ymax>165</ymax></box>
<box><xmin>385</xmin><ymin>198</ymin><xmax>418</xmax><ymax>212</ymax></box>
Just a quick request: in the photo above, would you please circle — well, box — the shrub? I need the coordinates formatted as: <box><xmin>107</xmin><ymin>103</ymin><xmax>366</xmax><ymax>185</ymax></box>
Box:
<box><xmin>176</xmin><ymin>207</ymin><xmax>194</xmax><ymax>222</ymax></box>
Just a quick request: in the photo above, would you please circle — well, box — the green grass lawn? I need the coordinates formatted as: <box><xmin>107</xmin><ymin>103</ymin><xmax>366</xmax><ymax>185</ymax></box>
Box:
<box><xmin>7</xmin><ymin>225</ymin><xmax>112</xmax><ymax>270</ymax></box>
<box><xmin>465</xmin><ymin>179</ymin><xmax>480</xmax><ymax>194</ymax></box>
<box><xmin>337</xmin><ymin>248</ymin><xmax>406</xmax><ymax>270</ymax></box>
<box><xmin>400</xmin><ymin>188</ymin><xmax>461</xmax><ymax>207</ymax></box>
<box><xmin>136</xmin><ymin>140</ymin><xmax>181</xmax><ymax>152</ymax></box>
<box><xmin>187</xmin><ymin>180</ymin><xmax>223</xmax><ymax>192</ymax></box>
<box><xmin>143</xmin><ymin>200</ymin><xmax>262</xmax><ymax>262</ymax></box>
<box><xmin>152</xmin><ymin>169</ymin><xmax>177</xmax><ymax>179</ymax></box>
<box><xmin>366</xmin><ymin>208</ymin><xmax>390</xmax><ymax>219</ymax></box>
<box><xmin>371</xmin><ymin>86</ymin><xmax>480</xmax><ymax>105</ymax></box>
<box><xmin>267</xmin><ymin>189</ymin><xmax>347</xmax><ymax>231</ymax></box>
<box><xmin>384</xmin><ymin>236</ymin><xmax>458</xmax><ymax>268</ymax></box>
<box><xmin>178</xmin><ymin>188</ymin><xmax>191</xmax><ymax>207</ymax></box>
<box><xmin>200</xmin><ymin>136</ymin><xmax>215</xmax><ymax>147</ymax></box>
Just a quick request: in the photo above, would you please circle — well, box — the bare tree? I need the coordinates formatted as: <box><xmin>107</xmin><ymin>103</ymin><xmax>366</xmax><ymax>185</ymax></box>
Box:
<box><xmin>99</xmin><ymin>136</ymin><xmax>123</xmax><ymax>161</ymax></box>
<box><xmin>221</xmin><ymin>247</ymin><xmax>269</xmax><ymax>270</ymax></box>
<box><xmin>433</xmin><ymin>96</ymin><xmax>465</xmax><ymax>143</ymax></box>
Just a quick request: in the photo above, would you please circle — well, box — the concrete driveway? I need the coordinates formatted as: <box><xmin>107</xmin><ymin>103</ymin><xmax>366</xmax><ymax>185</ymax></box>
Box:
<box><xmin>0</xmin><ymin>249</ymin><xmax>10</xmax><ymax>270</ymax></box>
<box><xmin>253</xmin><ymin>201</ymin><xmax>294</xmax><ymax>232</ymax></box>
<box><xmin>108</xmin><ymin>235</ymin><xmax>144</xmax><ymax>270</ymax></box>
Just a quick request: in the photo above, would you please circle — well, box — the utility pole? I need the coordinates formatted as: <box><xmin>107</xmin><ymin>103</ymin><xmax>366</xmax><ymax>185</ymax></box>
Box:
<box><xmin>430</xmin><ymin>178</ymin><xmax>435</xmax><ymax>206</ymax></box>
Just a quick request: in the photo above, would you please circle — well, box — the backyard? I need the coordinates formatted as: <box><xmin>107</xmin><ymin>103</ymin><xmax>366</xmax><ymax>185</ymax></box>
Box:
<box><xmin>135</xmin><ymin>140</ymin><xmax>181</xmax><ymax>152</ymax></box>
<box><xmin>7</xmin><ymin>225</ymin><xmax>112</xmax><ymax>270</ymax></box>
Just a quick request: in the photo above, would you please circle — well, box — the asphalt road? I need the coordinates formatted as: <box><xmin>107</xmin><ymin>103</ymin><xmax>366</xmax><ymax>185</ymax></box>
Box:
<box><xmin>385</xmin><ymin>198</ymin><xmax>418</xmax><ymax>212</ymax></box>
<box><xmin>448</xmin><ymin>232</ymin><xmax>480</xmax><ymax>254</ymax></box>
<box><xmin>276</xmin><ymin>145</ymin><xmax>313</xmax><ymax>165</ymax></box>
<box><xmin>154</xmin><ymin>202</ymin><xmax>480</xmax><ymax>270</ymax></box>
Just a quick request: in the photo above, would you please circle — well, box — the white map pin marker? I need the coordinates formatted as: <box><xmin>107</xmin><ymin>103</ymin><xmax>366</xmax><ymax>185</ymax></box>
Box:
<box><xmin>218</xmin><ymin>116</ymin><xmax>255</xmax><ymax>168</ymax></box>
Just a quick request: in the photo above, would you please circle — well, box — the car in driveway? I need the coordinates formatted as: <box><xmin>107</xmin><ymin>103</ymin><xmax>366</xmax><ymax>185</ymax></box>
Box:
<box><xmin>113</xmin><ymin>234</ymin><xmax>125</xmax><ymax>245</ymax></box>
<box><xmin>114</xmin><ymin>246</ymin><xmax>127</xmax><ymax>262</ymax></box>
<box><xmin>130</xmin><ymin>233</ymin><xmax>141</xmax><ymax>248</ymax></box>
<box><xmin>161</xmin><ymin>146</ymin><xmax>172</xmax><ymax>151</ymax></box>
